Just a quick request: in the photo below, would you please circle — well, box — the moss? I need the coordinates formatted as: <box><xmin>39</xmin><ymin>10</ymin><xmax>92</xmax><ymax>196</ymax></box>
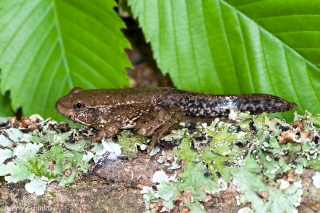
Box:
<box><xmin>117</xmin><ymin>130</ymin><xmax>147</xmax><ymax>159</ymax></box>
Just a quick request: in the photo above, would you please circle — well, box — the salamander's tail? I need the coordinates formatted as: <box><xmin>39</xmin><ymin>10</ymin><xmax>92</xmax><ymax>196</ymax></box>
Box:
<box><xmin>165</xmin><ymin>90</ymin><xmax>296</xmax><ymax>118</ymax></box>
<box><xmin>236</xmin><ymin>94</ymin><xmax>296</xmax><ymax>114</ymax></box>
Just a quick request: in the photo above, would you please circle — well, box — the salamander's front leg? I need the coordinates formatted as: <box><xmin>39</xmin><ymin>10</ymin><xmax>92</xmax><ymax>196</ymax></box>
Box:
<box><xmin>87</xmin><ymin>123</ymin><xmax>120</xmax><ymax>145</ymax></box>
<box><xmin>134</xmin><ymin>107</ymin><xmax>183</xmax><ymax>152</ymax></box>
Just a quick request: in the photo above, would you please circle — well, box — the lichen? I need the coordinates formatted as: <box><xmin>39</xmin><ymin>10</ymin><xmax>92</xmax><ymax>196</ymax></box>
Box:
<box><xmin>117</xmin><ymin>130</ymin><xmax>148</xmax><ymax>159</ymax></box>
<box><xmin>142</xmin><ymin>110</ymin><xmax>320</xmax><ymax>212</ymax></box>
<box><xmin>1</xmin><ymin>110</ymin><xmax>319</xmax><ymax>212</ymax></box>
<box><xmin>0</xmin><ymin>116</ymin><xmax>108</xmax><ymax>195</ymax></box>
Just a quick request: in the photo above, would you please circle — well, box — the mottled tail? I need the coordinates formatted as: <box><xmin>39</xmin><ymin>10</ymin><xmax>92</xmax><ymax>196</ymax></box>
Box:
<box><xmin>165</xmin><ymin>90</ymin><xmax>296</xmax><ymax>118</ymax></box>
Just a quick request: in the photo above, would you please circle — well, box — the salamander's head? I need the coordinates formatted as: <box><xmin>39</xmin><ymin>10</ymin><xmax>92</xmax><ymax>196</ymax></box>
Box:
<box><xmin>55</xmin><ymin>87</ymin><xmax>109</xmax><ymax>126</ymax></box>
<box><xmin>56</xmin><ymin>87</ymin><xmax>85</xmax><ymax>124</ymax></box>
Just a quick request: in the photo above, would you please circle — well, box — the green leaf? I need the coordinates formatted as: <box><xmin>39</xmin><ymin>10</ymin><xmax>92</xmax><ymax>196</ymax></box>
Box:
<box><xmin>28</xmin><ymin>160</ymin><xmax>55</xmax><ymax>179</ymax></box>
<box><xmin>0</xmin><ymin>0</ymin><xmax>131</xmax><ymax>120</ymax></box>
<box><xmin>128</xmin><ymin>0</ymin><xmax>320</xmax><ymax>120</ymax></box>
<box><xmin>0</xmin><ymin>91</ymin><xmax>14</xmax><ymax>117</ymax></box>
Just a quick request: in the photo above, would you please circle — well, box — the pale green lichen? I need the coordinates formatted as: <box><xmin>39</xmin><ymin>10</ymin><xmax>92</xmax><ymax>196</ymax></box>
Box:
<box><xmin>232</xmin><ymin>155</ymin><xmax>303</xmax><ymax>213</ymax></box>
<box><xmin>1</xmin><ymin>110</ymin><xmax>319</xmax><ymax>212</ymax></box>
<box><xmin>143</xmin><ymin>110</ymin><xmax>320</xmax><ymax>212</ymax></box>
<box><xmin>0</xmin><ymin>117</ymin><xmax>106</xmax><ymax>195</ymax></box>
<box><xmin>312</xmin><ymin>172</ymin><xmax>320</xmax><ymax>189</ymax></box>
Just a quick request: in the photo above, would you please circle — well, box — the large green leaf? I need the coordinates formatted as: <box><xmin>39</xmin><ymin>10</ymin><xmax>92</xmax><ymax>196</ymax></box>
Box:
<box><xmin>128</xmin><ymin>0</ymin><xmax>320</xmax><ymax>121</ymax></box>
<box><xmin>0</xmin><ymin>0</ymin><xmax>131</xmax><ymax>120</ymax></box>
<box><xmin>0</xmin><ymin>92</ymin><xmax>13</xmax><ymax>117</ymax></box>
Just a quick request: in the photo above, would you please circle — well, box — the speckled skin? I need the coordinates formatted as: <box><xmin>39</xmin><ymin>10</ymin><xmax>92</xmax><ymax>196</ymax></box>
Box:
<box><xmin>164</xmin><ymin>90</ymin><xmax>296</xmax><ymax>117</ymax></box>
<box><xmin>55</xmin><ymin>87</ymin><xmax>296</xmax><ymax>151</ymax></box>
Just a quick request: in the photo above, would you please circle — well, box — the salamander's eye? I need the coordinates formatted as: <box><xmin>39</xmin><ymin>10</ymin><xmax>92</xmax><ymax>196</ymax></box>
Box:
<box><xmin>73</xmin><ymin>102</ymin><xmax>85</xmax><ymax>110</ymax></box>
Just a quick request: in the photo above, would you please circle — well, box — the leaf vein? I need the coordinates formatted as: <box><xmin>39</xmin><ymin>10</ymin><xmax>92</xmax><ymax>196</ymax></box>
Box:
<box><xmin>185</xmin><ymin>1</ymin><xmax>201</xmax><ymax>89</ymax></box>
<box><xmin>53</xmin><ymin>0</ymin><xmax>72</xmax><ymax>89</ymax></box>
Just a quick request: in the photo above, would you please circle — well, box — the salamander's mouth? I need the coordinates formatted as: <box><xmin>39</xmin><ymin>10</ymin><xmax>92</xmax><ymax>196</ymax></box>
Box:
<box><xmin>55</xmin><ymin>99</ymin><xmax>74</xmax><ymax>119</ymax></box>
<box><xmin>55</xmin><ymin>98</ymin><xmax>90</xmax><ymax>126</ymax></box>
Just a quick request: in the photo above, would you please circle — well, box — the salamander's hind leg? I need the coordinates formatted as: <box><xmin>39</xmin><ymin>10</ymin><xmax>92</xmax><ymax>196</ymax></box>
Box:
<box><xmin>134</xmin><ymin>107</ymin><xmax>182</xmax><ymax>153</ymax></box>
